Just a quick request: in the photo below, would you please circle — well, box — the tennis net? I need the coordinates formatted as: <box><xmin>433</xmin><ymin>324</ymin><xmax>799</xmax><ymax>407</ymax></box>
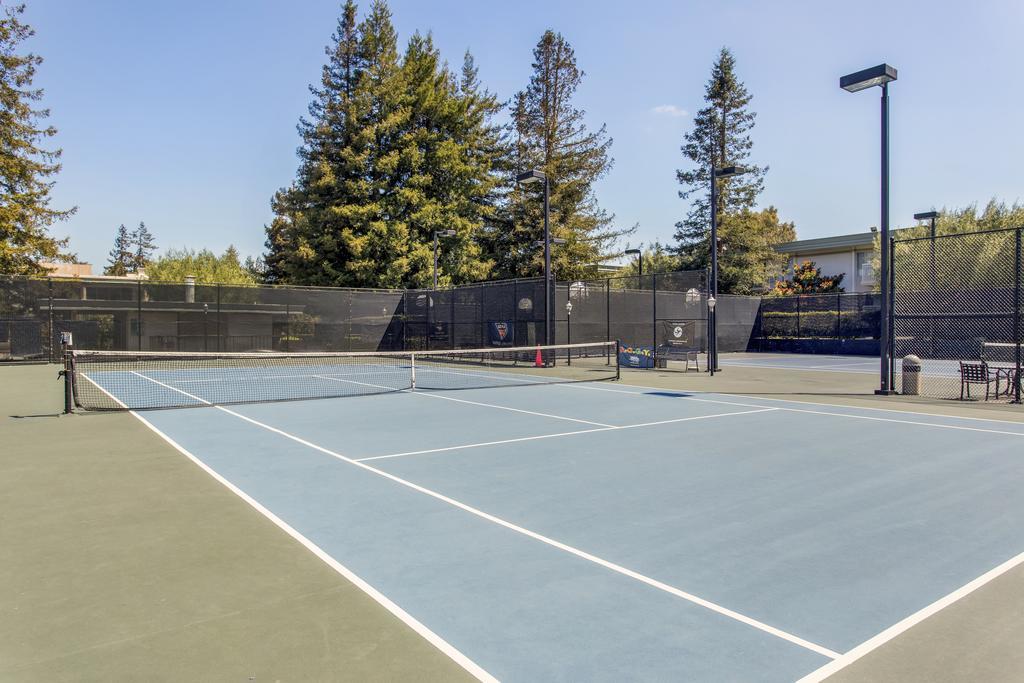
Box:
<box><xmin>65</xmin><ymin>341</ymin><xmax>619</xmax><ymax>411</ymax></box>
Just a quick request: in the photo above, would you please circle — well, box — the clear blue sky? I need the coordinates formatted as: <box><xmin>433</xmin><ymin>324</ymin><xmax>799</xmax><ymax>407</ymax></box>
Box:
<box><xmin>27</xmin><ymin>0</ymin><xmax>1024</xmax><ymax>268</ymax></box>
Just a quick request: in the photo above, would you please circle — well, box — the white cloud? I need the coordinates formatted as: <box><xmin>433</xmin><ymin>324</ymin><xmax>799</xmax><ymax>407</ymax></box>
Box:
<box><xmin>651</xmin><ymin>104</ymin><xmax>688</xmax><ymax>118</ymax></box>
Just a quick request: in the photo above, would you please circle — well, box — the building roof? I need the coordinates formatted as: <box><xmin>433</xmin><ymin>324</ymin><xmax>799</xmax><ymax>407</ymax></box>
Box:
<box><xmin>774</xmin><ymin>231</ymin><xmax>876</xmax><ymax>255</ymax></box>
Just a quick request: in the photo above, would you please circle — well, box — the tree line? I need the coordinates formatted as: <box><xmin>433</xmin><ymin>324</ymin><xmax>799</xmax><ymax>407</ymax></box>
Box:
<box><xmin>261</xmin><ymin>0</ymin><xmax>627</xmax><ymax>289</ymax></box>
<box><xmin>3</xmin><ymin>1</ymin><xmax>1020</xmax><ymax>296</ymax></box>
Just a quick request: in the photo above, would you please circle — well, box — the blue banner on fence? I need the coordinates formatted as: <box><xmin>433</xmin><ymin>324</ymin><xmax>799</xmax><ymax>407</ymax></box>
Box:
<box><xmin>487</xmin><ymin>321</ymin><xmax>514</xmax><ymax>347</ymax></box>
<box><xmin>618</xmin><ymin>344</ymin><xmax>654</xmax><ymax>369</ymax></box>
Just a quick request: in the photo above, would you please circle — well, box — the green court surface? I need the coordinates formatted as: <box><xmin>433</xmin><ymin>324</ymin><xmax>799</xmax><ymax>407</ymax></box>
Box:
<box><xmin>3</xmin><ymin>360</ymin><xmax>1023</xmax><ymax>681</ymax></box>
<box><xmin>0</xmin><ymin>364</ymin><xmax>473</xmax><ymax>682</ymax></box>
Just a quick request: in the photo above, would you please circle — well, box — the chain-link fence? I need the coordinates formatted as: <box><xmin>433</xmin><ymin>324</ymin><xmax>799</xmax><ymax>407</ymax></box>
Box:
<box><xmin>0</xmin><ymin>270</ymin><xmax>708</xmax><ymax>366</ymax></box>
<box><xmin>0</xmin><ymin>276</ymin><xmax>408</xmax><ymax>361</ymax></box>
<box><xmin>892</xmin><ymin>228</ymin><xmax>1022</xmax><ymax>403</ymax></box>
<box><xmin>753</xmin><ymin>292</ymin><xmax>882</xmax><ymax>353</ymax></box>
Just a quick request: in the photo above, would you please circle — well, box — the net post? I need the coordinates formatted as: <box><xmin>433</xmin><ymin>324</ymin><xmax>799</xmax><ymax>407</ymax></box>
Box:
<box><xmin>60</xmin><ymin>332</ymin><xmax>74</xmax><ymax>414</ymax></box>
<box><xmin>410</xmin><ymin>351</ymin><xmax>417</xmax><ymax>390</ymax></box>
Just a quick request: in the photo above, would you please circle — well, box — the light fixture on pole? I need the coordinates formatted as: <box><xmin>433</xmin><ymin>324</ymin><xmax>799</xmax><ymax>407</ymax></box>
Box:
<box><xmin>432</xmin><ymin>229</ymin><xmax>456</xmax><ymax>290</ymax></box>
<box><xmin>841</xmin><ymin>63</ymin><xmax>898</xmax><ymax>395</ymax></box>
<box><xmin>913</xmin><ymin>211</ymin><xmax>938</xmax><ymax>240</ymax></box>
<box><xmin>625</xmin><ymin>248</ymin><xmax>643</xmax><ymax>277</ymax></box>
<box><xmin>708</xmin><ymin>164</ymin><xmax>747</xmax><ymax>373</ymax></box>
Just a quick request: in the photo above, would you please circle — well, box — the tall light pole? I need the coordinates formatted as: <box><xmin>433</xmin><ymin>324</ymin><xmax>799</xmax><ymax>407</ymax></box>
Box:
<box><xmin>517</xmin><ymin>169</ymin><xmax>552</xmax><ymax>346</ymax></box>
<box><xmin>432</xmin><ymin>229</ymin><xmax>456</xmax><ymax>290</ymax></box>
<box><xmin>625</xmin><ymin>248</ymin><xmax>643</xmax><ymax>277</ymax></box>
<box><xmin>709</xmin><ymin>165</ymin><xmax>747</xmax><ymax>373</ymax></box>
<box><xmin>841</xmin><ymin>63</ymin><xmax>898</xmax><ymax>394</ymax></box>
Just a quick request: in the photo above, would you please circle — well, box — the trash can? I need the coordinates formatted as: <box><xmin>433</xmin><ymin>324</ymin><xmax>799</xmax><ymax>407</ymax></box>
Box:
<box><xmin>902</xmin><ymin>355</ymin><xmax>922</xmax><ymax>395</ymax></box>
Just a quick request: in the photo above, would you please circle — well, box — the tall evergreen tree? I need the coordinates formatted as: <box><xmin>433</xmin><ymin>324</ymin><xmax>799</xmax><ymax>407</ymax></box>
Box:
<box><xmin>264</xmin><ymin>0</ymin><xmax>508</xmax><ymax>288</ymax></box>
<box><xmin>674</xmin><ymin>47</ymin><xmax>766</xmax><ymax>270</ymax></box>
<box><xmin>0</xmin><ymin>4</ymin><xmax>75</xmax><ymax>276</ymax></box>
<box><xmin>130</xmin><ymin>221</ymin><xmax>156</xmax><ymax>272</ymax></box>
<box><xmin>496</xmin><ymin>31</ymin><xmax>631</xmax><ymax>281</ymax></box>
<box><xmin>104</xmin><ymin>223</ymin><xmax>132</xmax><ymax>276</ymax></box>
<box><xmin>264</xmin><ymin>0</ymin><xmax>367</xmax><ymax>284</ymax></box>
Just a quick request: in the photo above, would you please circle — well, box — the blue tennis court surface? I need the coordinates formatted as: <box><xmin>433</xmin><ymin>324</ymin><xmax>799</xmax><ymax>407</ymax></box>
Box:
<box><xmin>90</xmin><ymin>370</ymin><xmax>1024</xmax><ymax>681</ymax></box>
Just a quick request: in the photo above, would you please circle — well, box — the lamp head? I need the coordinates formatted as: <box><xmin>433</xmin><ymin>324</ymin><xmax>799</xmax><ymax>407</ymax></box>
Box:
<box><xmin>913</xmin><ymin>211</ymin><xmax>939</xmax><ymax>221</ymax></box>
<box><xmin>624</xmin><ymin>249</ymin><xmax>641</xmax><ymax>256</ymax></box>
<box><xmin>516</xmin><ymin>169</ymin><xmax>546</xmax><ymax>185</ymax></box>
<box><xmin>840</xmin><ymin>64</ymin><xmax>897</xmax><ymax>92</ymax></box>
<box><xmin>714</xmin><ymin>165</ymin><xmax>748</xmax><ymax>178</ymax></box>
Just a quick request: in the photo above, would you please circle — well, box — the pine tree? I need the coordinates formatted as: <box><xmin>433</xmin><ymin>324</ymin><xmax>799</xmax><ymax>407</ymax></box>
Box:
<box><xmin>264</xmin><ymin>1</ymin><xmax>508</xmax><ymax>288</ymax></box>
<box><xmin>674</xmin><ymin>47</ymin><xmax>766</xmax><ymax>271</ymax></box>
<box><xmin>130</xmin><ymin>221</ymin><xmax>156</xmax><ymax>272</ymax></box>
<box><xmin>104</xmin><ymin>224</ymin><xmax>133</xmax><ymax>276</ymax></box>
<box><xmin>264</xmin><ymin>0</ymin><xmax>366</xmax><ymax>285</ymax></box>
<box><xmin>497</xmin><ymin>30</ymin><xmax>631</xmax><ymax>281</ymax></box>
<box><xmin>0</xmin><ymin>4</ymin><xmax>75</xmax><ymax>276</ymax></box>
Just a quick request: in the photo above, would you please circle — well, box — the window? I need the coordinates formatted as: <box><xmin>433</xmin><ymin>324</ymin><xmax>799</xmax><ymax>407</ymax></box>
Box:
<box><xmin>856</xmin><ymin>251</ymin><xmax>875</xmax><ymax>285</ymax></box>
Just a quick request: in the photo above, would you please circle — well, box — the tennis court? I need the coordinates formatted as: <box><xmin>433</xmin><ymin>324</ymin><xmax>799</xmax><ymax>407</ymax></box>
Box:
<box><xmin>59</xmin><ymin>342</ymin><xmax>1024</xmax><ymax>680</ymax></box>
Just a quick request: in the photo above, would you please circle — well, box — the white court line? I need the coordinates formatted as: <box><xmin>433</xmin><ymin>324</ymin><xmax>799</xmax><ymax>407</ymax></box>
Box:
<box><xmin>549</xmin><ymin>377</ymin><xmax>1024</xmax><ymax>434</ymax></box>
<box><xmin>717</xmin><ymin>361</ymin><xmax>876</xmax><ymax>375</ymax></box>
<box><xmin>357</xmin><ymin>408</ymin><xmax>777</xmax><ymax>463</ymax></box>
<box><xmin>127</xmin><ymin>410</ymin><xmax>495</xmax><ymax>682</ymax></box>
<box><xmin>79</xmin><ymin>371</ymin><xmax>130</xmax><ymax>409</ymax></box>
<box><xmin>136</xmin><ymin>363</ymin><xmax>1024</xmax><ymax>439</ymax></box>
<box><xmin>121</xmin><ymin>371</ymin><xmax>835</xmax><ymax>657</ymax></box>
<box><xmin>211</xmin><ymin>405</ymin><xmax>838</xmax><ymax>659</ymax></box>
<box><xmin>797</xmin><ymin>548</ymin><xmax>1024</xmax><ymax>682</ymax></box>
<box><xmin>313</xmin><ymin>374</ymin><xmax>614</xmax><ymax>428</ymax></box>
<box><xmin>759</xmin><ymin>404</ymin><xmax>1024</xmax><ymax>438</ymax></box>
<box><xmin>170</xmin><ymin>369</ymin><xmax>409</xmax><ymax>384</ymax></box>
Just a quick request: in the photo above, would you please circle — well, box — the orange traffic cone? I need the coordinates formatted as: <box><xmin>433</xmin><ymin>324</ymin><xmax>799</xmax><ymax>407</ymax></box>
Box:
<box><xmin>535</xmin><ymin>346</ymin><xmax>543</xmax><ymax>367</ymax></box>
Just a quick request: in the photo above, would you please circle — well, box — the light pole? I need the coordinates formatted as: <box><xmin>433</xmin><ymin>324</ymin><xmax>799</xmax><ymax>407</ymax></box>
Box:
<box><xmin>625</xmin><ymin>248</ymin><xmax>643</xmax><ymax>277</ymax></box>
<box><xmin>565</xmin><ymin>301</ymin><xmax>573</xmax><ymax>364</ymax></box>
<box><xmin>432</xmin><ymin>229</ymin><xmax>456</xmax><ymax>290</ymax></box>
<box><xmin>841</xmin><ymin>63</ymin><xmax>898</xmax><ymax>394</ymax></box>
<box><xmin>709</xmin><ymin>165</ymin><xmax>747</xmax><ymax>372</ymax></box>
<box><xmin>517</xmin><ymin>169</ymin><xmax>551</xmax><ymax>347</ymax></box>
